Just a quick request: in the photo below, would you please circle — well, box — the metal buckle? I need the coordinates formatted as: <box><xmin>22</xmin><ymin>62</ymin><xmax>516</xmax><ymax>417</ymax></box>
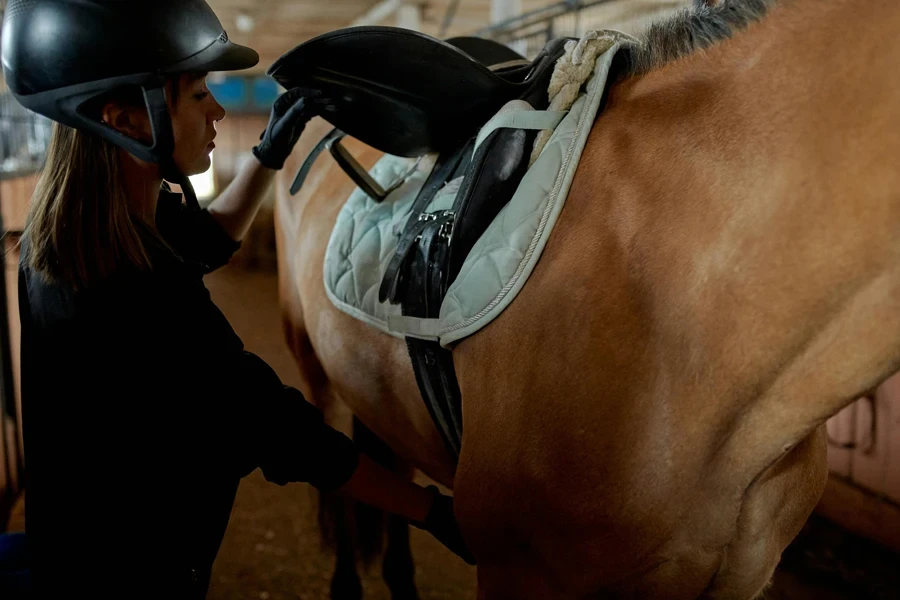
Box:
<box><xmin>413</xmin><ymin>211</ymin><xmax>455</xmax><ymax>243</ymax></box>
<box><xmin>438</xmin><ymin>211</ymin><xmax>455</xmax><ymax>241</ymax></box>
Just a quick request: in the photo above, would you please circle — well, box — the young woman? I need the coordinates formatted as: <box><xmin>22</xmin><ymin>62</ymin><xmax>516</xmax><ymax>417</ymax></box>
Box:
<box><xmin>0</xmin><ymin>1</ymin><xmax>472</xmax><ymax>597</ymax></box>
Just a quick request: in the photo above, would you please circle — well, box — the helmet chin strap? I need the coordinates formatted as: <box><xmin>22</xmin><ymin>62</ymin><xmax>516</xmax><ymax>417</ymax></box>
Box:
<box><xmin>143</xmin><ymin>84</ymin><xmax>201</xmax><ymax>211</ymax></box>
<box><xmin>162</xmin><ymin>162</ymin><xmax>201</xmax><ymax>211</ymax></box>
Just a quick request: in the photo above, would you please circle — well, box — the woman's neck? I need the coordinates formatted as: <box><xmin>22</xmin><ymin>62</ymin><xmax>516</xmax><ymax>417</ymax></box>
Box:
<box><xmin>119</xmin><ymin>149</ymin><xmax>163</xmax><ymax>227</ymax></box>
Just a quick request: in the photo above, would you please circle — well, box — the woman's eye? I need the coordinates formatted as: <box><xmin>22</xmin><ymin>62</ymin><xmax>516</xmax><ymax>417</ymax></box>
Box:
<box><xmin>194</xmin><ymin>91</ymin><xmax>210</xmax><ymax>100</ymax></box>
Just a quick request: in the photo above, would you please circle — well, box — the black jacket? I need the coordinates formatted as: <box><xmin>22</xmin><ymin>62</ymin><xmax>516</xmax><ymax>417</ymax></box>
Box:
<box><xmin>17</xmin><ymin>191</ymin><xmax>360</xmax><ymax>598</ymax></box>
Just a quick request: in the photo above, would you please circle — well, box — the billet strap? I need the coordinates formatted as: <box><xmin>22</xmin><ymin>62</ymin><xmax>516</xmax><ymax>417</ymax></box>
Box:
<box><xmin>378</xmin><ymin>142</ymin><xmax>471</xmax><ymax>305</ymax></box>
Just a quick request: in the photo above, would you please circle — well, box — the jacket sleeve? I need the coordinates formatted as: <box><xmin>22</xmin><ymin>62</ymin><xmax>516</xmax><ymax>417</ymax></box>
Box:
<box><xmin>104</xmin><ymin>269</ymin><xmax>361</xmax><ymax>492</ymax></box>
<box><xmin>217</xmin><ymin>350</ymin><xmax>361</xmax><ymax>491</ymax></box>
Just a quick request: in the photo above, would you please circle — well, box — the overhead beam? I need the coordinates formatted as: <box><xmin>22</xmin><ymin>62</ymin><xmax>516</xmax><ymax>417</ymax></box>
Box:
<box><xmin>352</xmin><ymin>0</ymin><xmax>404</xmax><ymax>26</ymax></box>
<box><xmin>491</xmin><ymin>0</ymin><xmax>521</xmax><ymax>25</ymax></box>
<box><xmin>396</xmin><ymin>3</ymin><xmax>422</xmax><ymax>30</ymax></box>
<box><xmin>491</xmin><ymin>0</ymin><xmax>525</xmax><ymax>55</ymax></box>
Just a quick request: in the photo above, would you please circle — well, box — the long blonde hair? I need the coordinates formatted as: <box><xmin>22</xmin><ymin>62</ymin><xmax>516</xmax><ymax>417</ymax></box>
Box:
<box><xmin>23</xmin><ymin>88</ymin><xmax>170</xmax><ymax>291</ymax></box>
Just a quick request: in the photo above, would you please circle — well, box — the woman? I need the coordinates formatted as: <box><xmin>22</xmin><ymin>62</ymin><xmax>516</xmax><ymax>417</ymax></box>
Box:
<box><xmin>0</xmin><ymin>1</ymin><xmax>473</xmax><ymax>597</ymax></box>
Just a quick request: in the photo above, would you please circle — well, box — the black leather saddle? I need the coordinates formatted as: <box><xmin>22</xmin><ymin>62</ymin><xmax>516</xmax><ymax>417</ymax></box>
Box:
<box><xmin>275</xmin><ymin>26</ymin><xmax>573</xmax><ymax>460</ymax></box>
<box><xmin>267</xmin><ymin>25</ymin><xmax>558</xmax><ymax>156</ymax></box>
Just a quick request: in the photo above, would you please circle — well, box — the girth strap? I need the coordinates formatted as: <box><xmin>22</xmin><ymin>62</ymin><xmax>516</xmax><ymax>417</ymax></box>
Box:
<box><xmin>400</xmin><ymin>215</ymin><xmax>463</xmax><ymax>456</ymax></box>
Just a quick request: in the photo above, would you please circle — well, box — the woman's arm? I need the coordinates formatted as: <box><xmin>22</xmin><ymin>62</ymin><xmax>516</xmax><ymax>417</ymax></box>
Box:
<box><xmin>336</xmin><ymin>455</ymin><xmax>475</xmax><ymax>564</ymax></box>
<box><xmin>205</xmin><ymin>157</ymin><xmax>275</xmax><ymax>242</ymax></box>
<box><xmin>206</xmin><ymin>87</ymin><xmax>312</xmax><ymax>242</ymax></box>
<box><xmin>337</xmin><ymin>453</ymin><xmax>433</xmax><ymax>523</ymax></box>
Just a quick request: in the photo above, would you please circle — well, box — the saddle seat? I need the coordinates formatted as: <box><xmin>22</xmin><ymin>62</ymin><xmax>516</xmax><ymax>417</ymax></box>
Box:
<box><xmin>266</xmin><ymin>25</ymin><xmax>564</xmax><ymax>156</ymax></box>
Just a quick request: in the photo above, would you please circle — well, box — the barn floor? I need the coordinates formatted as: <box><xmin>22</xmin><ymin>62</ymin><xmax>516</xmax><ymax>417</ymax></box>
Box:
<box><xmin>6</xmin><ymin>262</ymin><xmax>900</xmax><ymax>599</ymax></box>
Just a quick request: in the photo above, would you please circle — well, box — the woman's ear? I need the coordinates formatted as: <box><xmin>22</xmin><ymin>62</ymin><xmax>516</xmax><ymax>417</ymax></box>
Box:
<box><xmin>101</xmin><ymin>102</ymin><xmax>152</xmax><ymax>144</ymax></box>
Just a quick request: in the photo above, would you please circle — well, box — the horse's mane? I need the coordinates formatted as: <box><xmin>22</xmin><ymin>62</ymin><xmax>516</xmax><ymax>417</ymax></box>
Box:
<box><xmin>618</xmin><ymin>0</ymin><xmax>778</xmax><ymax>77</ymax></box>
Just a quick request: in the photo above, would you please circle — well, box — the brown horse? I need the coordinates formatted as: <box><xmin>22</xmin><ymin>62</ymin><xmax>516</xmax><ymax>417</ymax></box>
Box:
<box><xmin>273</xmin><ymin>0</ymin><xmax>900</xmax><ymax>597</ymax></box>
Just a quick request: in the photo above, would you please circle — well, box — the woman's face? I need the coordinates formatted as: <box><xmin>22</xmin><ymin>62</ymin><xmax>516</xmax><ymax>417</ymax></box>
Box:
<box><xmin>102</xmin><ymin>73</ymin><xmax>226</xmax><ymax>177</ymax></box>
<box><xmin>168</xmin><ymin>73</ymin><xmax>226</xmax><ymax>176</ymax></box>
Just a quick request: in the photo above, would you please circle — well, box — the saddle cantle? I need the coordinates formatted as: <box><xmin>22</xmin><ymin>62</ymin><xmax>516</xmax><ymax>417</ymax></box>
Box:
<box><xmin>274</xmin><ymin>26</ymin><xmax>581</xmax><ymax>458</ymax></box>
<box><xmin>443</xmin><ymin>35</ymin><xmax>533</xmax><ymax>71</ymax></box>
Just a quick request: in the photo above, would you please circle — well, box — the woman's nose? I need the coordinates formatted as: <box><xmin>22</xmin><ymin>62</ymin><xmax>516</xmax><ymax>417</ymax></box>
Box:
<box><xmin>211</xmin><ymin>99</ymin><xmax>226</xmax><ymax>123</ymax></box>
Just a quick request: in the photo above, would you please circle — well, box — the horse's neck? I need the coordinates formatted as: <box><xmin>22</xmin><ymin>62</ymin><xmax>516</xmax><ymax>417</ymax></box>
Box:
<box><xmin>575</xmin><ymin>0</ymin><xmax>900</xmax><ymax>467</ymax></box>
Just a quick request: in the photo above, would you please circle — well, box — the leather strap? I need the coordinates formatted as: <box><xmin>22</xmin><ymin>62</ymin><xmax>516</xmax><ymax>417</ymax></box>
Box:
<box><xmin>406</xmin><ymin>338</ymin><xmax>462</xmax><ymax>457</ymax></box>
<box><xmin>379</xmin><ymin>217</ymin><xmax>432</xmax><ymax>304</ymax></box>
<box><xmin>378</xmin><ymin>141</ymin><xmax>471</xmax><ymax>304</ymax></box>
<box><xmin>291</xmin><ymin>127</ymin><xmax>344</xmax><ymax>195</ymax></box>
<box><xmin>401</xmin><ymin>218</ymin><xmax>462</xmax><ymax>457</ymax></box>
<box><xmin>292</xmin><ymin>127</ymin><xmax>422</xmax><ymax>202</ymax></box>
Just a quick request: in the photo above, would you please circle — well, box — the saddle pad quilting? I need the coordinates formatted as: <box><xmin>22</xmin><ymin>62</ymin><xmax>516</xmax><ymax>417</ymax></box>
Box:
<box><xmin>323</xmin><ymin>33</ymin><xmax>634</xmax><ymax>347</ymax></box>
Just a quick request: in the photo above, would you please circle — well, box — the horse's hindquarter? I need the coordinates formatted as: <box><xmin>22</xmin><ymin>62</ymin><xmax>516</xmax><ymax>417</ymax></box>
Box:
<box><xmin>274</xmin><ymin>119</ymin><xmax>458</xmax><ymax>485</ymax></box>
<box><xmin>453</xmin><ymin>1</ymin><xmax>900</xmax><ymax>597</ymax></box>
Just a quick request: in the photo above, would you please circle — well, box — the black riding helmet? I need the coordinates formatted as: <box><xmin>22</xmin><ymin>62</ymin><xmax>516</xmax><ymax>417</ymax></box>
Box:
<box><xmin>0</xmin><ymin>0</ymin><xmax>259</xmax><ymax>208</ymax></box>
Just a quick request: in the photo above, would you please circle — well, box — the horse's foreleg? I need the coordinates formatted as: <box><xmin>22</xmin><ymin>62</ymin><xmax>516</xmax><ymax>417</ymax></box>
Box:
<box><xmin>382</xmin><ymin>514</ymin><xmax>418</xmax><ymax>600</ymax></box>
<box><xmin>352</xmin><ymin>419</ymin><xmax>420</xmax><ymax>600</ymax></box>
<box><xmin>306</xmin><ymin>387</ymin><xmax>366</xmax><ymax>600</ymax></box>
<box><xmin>323</xmin><ymin>492</ymin><xmax>364</xmax><ymax>600</ymax></box>
<box><xmin>279</xmin><ymin>315</ymin><xmax>366</xmax><ymax>599</ymax></box>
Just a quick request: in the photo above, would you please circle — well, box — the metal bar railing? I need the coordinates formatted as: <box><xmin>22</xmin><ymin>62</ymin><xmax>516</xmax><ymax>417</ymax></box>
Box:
<box><xmin>0</xmin><ymin>90</ymin><xmax>52</xmax><ymax>181</ymax></box>
<box><xmin>471</xmin><ymin>0</ymin><xmax>689</xmax><ymax>58</ymax></box>
<box><xmin>473</xmin><ymin>0</ymin><xmax>617</xmax><ymax>42</ymax></box>
<box><xmin>0</xmin><ymin>7</ymin><xmax>30</xmax><ymax>525</ymax></box>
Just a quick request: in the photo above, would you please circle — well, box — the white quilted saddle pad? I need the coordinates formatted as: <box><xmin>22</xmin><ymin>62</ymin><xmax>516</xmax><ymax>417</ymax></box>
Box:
<box><xmin>323</xmin><ymin>32</ymin><xmax>635</xmax><ymax>348</ymax></box>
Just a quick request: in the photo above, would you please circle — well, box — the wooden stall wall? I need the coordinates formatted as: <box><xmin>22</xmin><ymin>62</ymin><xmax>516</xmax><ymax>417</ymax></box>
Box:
<box><xmin>0</xmin><ymin>172</ymin><xmax>34</xmax><ymax>524</ymax></box>
<box><xmin>820</xmin><ymin>376</ymin><xmax>900</xmax><ymax>552</ymax></box>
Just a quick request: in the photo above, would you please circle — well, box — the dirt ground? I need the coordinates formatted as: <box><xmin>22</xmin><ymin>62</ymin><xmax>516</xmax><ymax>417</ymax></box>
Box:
<box><xmin>7</xmin><ymin>263</ymin><xmax>900</xmax><ymax>599</ymax></box>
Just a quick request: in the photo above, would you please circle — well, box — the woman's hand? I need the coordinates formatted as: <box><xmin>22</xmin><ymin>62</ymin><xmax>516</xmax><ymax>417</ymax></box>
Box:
<box><xmin>333</xmin><ymin>454</ymin><xmax>476</xmax><ymax>564</ymax></box>
<box><xmin>252</xmin><ymin>87</ymin><xmax>314</xmax><ymax>170</ymax></box>
<box><xmin>411</xmin><ymin>486</ymin><xmax>477</xmax><ymax>565</ymax></box>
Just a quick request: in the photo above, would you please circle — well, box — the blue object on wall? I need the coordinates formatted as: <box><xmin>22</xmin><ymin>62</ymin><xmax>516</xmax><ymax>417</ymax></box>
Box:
<box><xmin>208</xmin><ymin>77</ymin><xmax>248</xmax><ymax>111</ymax></box>
<box><xmin>253</xmin><ymin>78</ymin><xmax>283</xmax><ymax>108</ymax></box>
<box><xmin>207</xmin><ymin>76</ymin><xmax>283</xmax><ymax>113</ymax></box>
